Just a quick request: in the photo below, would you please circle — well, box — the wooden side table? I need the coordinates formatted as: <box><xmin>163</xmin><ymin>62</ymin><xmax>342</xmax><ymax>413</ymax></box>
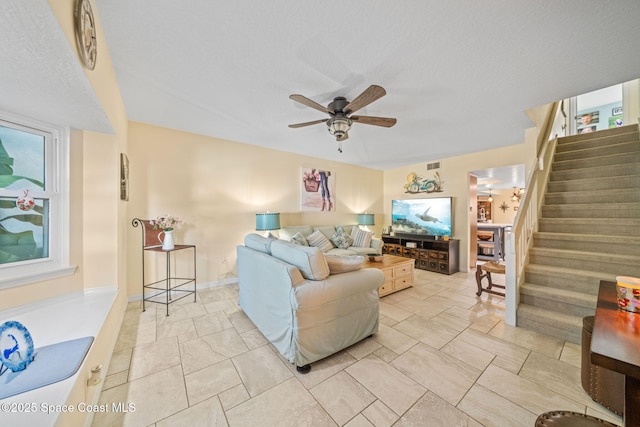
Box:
<box><xmin>591</xmin><ymin>280</ymin><xmax>640</xmax><ymax>427</ymax></box>
<box><xmin>132</xmin><ymin>218</ymin><xmax>197</xmax><ymax>316</ymax></box>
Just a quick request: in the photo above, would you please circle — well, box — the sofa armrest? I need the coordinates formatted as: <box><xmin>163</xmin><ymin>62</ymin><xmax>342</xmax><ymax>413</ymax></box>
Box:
<box><xmin>370</xmin><ymin>238</ymin><xmax>383</xmax><ymax>255</ymax></box>
<box><xmin>292</xmin><ymin>268</ymin><xmax>384</xmax><ymax>307</ymax></box>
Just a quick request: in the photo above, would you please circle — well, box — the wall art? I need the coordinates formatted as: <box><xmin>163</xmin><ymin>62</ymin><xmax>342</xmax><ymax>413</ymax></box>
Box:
<box><xmin>403</xmin><ymin>170</ymin><xmax>443</xmax><ymax>193</ymax></box>
<box><xmin>301</xmin><ymin>167</ymin><xmax>335</xmax><ymax>212</ymax></box>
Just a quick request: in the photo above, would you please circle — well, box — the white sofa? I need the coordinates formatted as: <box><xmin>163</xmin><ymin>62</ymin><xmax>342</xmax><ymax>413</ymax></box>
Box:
<box><xmin>279</xmin><ymin>224</ymin><xmax>383</xmax><ymax>256</ymax></box>
<box><xmin>237</xmin><ymin>233</ymin><xmax>384</xmax><ymax>372</ymax></box>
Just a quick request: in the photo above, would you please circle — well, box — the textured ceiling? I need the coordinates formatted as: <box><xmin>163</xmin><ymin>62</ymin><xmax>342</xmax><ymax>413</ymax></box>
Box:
<box><xmin>0</xmin><ymin>1</ymin><xmax>111</xmax><ymax>133</ymax></box>
<box><xmin>92</xmin><ymin>0</ymin><xmax>640</xmax><ymax>170</ymax></box>
<box><xmin>3</xmin><ymin>1</ymin><xmax>640</xmax><ymax>171</ymax></box>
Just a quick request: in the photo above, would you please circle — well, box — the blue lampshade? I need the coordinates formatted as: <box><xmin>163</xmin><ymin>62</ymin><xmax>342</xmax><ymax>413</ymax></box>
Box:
<box><xmin>357</xmin><ymin>213</ymin><xmax>375</xmax><ymax>226</ymax></box>
<box><xmin>256</xmin><ymin>212</ymin><xmax>281</xmax><ymax>231</ymax></box>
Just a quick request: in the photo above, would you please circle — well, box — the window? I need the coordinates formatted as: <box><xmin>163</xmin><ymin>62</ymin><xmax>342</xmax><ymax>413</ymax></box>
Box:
<box><xmin>0</xmin><ymin>111</ymin><xmax>73</xmax><ymax>288</ymax></box>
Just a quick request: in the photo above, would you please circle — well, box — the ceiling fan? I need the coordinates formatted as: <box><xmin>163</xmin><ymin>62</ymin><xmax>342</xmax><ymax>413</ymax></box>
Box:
<box><xmin>288</xmin><ymin>85</ymin><xmax>397</xmax><ymax>152</ymax></box>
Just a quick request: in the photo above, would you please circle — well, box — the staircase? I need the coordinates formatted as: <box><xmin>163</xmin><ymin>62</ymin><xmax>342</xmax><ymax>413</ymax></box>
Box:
<box><xmin>516</xmin><ymin>124</ymin><xmax>640</xmax><ymax>344</ymax></box>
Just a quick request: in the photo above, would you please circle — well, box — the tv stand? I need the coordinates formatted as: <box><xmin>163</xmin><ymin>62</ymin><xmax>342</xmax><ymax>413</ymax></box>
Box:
<box><xmin>381</xmin><ymin>234</ymin><xmax>459</xmax><ymax>275</ymax></box>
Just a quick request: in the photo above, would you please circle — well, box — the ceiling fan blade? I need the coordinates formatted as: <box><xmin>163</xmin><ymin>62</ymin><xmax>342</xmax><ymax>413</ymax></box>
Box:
<box><xmin>289</xmin><ymin>94</ymin><xmax>332</xmax><ymax>114</ymax></box>
<box><xmin>343</xmin><ymin>85</ymin><xmax>386</xmax><ymax>114</ymax></box>
<box><xmin>351</xmin><ymin>115</ymin><xmax>397</xmax><ymax>127</ymax></box>
<box><xmin>288</xmin><ymin>118</ymin><xmax>328</xmax><ymax>128</ymax></box>
<box><xmin>337</xmin><ymin>132</ymin><xmax>349</xmax><ymax>141</ymax></box>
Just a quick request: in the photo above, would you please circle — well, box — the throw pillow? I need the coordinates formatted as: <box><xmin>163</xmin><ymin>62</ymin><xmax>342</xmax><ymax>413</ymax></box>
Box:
<box><xmin>307</xmin><ymin>230</ymin><xmax>334</xmax><ymax>253</ymax></box>
<box><xmin>351</xmin><ymin>227</ymin><xmax>373</xmax><ymax>248</ymax></box>
<box><xmin>290</xmin><ymin>232</ymin><xmax>309</xmax><ymax>246</ymax></box>
<box><xmin>330</xmin><ymin>226</ymin><xmax>353</xmax><ymax>249</ymax></box>
<box><xmin>270</xmin><ymin>240</ymin><xmax>330</xmax><ymax>280</ymax></box>
<box><xmin>325</xmin><ymin>255</ymin><xmax>365</xmax><ymax>274</ymax></box>
<box><xmin>279</xmin><ymin>226</ymin><xmax>313</xmax><ymax>241</ymax></box>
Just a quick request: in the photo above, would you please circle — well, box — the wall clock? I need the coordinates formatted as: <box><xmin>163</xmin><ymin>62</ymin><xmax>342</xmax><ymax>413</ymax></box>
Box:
<box><xmin>74</xmin><ymin>0</ymin><xmax>97</xmax><ymax>70</ymax></box>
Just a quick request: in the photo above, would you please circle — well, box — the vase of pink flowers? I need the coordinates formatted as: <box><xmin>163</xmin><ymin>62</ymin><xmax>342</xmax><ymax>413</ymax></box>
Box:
<box><xmin>150</xmin><ymin>215</ymin><xmax>184</xmax><ymax>250</ymax></box>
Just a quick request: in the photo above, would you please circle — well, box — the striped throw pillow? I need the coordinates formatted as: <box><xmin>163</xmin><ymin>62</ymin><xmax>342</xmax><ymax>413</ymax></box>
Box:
<box><xmin>307</xmin><ymin>230</ymin><xmax>334</xmax><ymax>253</ymax></box>
<box><xmin>351</xmin><ymin>227</ymin><xmax>373</xmax><ymax>248</ymax></box>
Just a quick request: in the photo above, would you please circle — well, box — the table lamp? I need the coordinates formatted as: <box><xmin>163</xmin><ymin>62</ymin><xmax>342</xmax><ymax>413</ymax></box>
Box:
<box><xmin>256</xmin><ymin>212</ymin><xmax>280</xmax><ymax>237</ymax></box>
<box><xmin>357</xmin><ymin>213</ymin><xmax>374</xmax><ymax>232</ymax></box>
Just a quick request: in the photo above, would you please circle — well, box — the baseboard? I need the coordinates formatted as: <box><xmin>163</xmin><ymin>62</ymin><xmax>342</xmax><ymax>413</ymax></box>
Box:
<box><xmin>127</xmin><ymin>277</ymin><xmax>239</xmax><ymax>302</ymax></box>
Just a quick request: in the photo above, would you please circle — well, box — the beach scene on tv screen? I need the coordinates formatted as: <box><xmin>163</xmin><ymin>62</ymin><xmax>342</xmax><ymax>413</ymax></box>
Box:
<box><xmin>392</xmin><ymin>198</ymin><xmax>452</xmax><ymax>236</ymax></box>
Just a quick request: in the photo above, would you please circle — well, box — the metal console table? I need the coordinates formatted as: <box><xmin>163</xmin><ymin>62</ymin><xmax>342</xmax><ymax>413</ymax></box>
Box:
<box><xmin>132</xmin><ymin>218</ymin><xmax>196</xmax><ymax>316</ymax></box>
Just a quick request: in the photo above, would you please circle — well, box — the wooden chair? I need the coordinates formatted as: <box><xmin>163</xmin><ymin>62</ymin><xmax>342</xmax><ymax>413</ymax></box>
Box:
<box><xmin>475</xmin><ymin>261</ymin><xmax>505</xmax><ymax>296</ymax></box>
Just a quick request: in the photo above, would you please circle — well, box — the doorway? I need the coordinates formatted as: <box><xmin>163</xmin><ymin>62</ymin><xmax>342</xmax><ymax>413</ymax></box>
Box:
<box><xmin>469</xmin><ymin>164</ymin><xmax>525</xmax><ymax>265</ymax></box>
<box><xmin>569</xmin><ymin>84</ymin><xmax>623</xmax><ymax>135</ymax></box>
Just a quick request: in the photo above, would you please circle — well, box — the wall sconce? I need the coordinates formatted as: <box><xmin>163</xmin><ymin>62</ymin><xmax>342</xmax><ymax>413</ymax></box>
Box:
<box><xmin>256</xmin><ymin>212</ymin><xmax>280</xmax><ymax>237</ymax></box>
<box><xmin>511</xmin><ymin>187</ymin><xmax>524</xmax><ymax>202</ymax></box>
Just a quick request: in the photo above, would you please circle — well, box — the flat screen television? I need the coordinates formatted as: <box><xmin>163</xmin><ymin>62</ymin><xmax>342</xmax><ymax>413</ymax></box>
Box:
<box><xmin>391</xmin><ymin>197</ymin><xmax>453</xmax><ymax>237</ymax></box>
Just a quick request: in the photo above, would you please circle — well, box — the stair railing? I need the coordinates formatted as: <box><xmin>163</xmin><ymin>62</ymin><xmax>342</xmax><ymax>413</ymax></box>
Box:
<box><xmin>505</xmin><ymin>101</ymin><xmax>562</xmax><ymax>325</ymax></box>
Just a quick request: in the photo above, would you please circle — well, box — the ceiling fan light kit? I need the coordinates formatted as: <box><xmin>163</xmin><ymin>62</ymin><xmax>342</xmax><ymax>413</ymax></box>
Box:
<box><xmin>327</xmin><ymin>116</ymin><xmax>351</xmax><ymax>137</ymax></box>
<box><xmin>289</xmin><ymin>85</ymin><xmax>396</xmax><ymax>152</ymax></box>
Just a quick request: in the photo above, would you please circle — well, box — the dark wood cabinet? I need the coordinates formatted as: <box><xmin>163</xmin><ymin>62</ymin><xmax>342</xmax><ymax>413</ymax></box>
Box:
<box><xmin>381</xmin><ymin>235</ymin><xmax>459</xmax><ymax>275</ymax></box>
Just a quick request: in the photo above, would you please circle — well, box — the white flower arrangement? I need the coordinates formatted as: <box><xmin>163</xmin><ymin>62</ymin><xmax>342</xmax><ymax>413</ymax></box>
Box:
<box><xmin>150</xmin><ymin>214</ymin><xmax>184</xmax><ymax>231</ymax></box>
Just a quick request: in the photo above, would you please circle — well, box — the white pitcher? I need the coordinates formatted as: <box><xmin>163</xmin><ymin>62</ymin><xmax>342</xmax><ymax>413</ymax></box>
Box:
<box><xmin>158</xmin><ymin>230</ymin><xmax>175</xmax><ymax>251</ymax></box>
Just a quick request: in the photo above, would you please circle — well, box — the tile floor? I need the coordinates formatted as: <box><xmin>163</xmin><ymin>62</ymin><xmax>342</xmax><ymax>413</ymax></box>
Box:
<box><xmin>92</xmin><ymin>268</ymin><xmax>623</xmax><ymax>427</ymax></box>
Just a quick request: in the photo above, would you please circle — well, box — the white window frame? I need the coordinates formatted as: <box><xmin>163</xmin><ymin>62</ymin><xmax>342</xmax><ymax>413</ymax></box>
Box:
<box><xmin>0</xmin><ymin>110</ymin><xmax>75</xmax><ymax>289</ymax></box>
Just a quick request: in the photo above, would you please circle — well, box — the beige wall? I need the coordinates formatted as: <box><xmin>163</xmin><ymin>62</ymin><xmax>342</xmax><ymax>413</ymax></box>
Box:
<box><xmin>51</xmin><ymin>1</ymin><xmax>130</xmax><ymax>424</ymax></box>
<box><xmin>0</xmin><ymin>2</ymin><xmax>130</xmax><ymax>424</ymax></box>
<box><xmin>126</xmin><ymin>122</ymin><xmax>384</xmax><ymax>297</ymax></box>
<box><xmin>383</xmin><ymin>143</ymin><xmax>530</xmax><ymax>272</ymax></box>
<box><xmin>0</xmin><ymin>1</ymin><xmax>128</xmax><ymax>308</ymax></box>
<box><xmin>478</xmin><ymin>190</ymin><xmax>520</xmax><ymax>225</ymax></box>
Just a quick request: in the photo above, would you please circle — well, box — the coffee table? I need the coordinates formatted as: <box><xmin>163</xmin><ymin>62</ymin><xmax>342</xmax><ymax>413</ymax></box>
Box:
<box><xmin>362</xmin><ymin>254</ymin><xmax>414</xmax><ymax>297</ymax></box>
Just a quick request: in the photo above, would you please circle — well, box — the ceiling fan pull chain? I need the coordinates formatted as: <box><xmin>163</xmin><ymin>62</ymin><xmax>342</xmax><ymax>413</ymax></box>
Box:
<box><xmin>338</xmin><ymin>141</ymin><xmax>343</xmax><ymax>153</ymax></box>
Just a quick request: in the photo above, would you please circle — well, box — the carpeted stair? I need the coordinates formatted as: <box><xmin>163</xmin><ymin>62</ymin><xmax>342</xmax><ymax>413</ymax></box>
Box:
<box><xmin>516</xmin><ymin>124</ymin><xmax>640</xmax><ymax>344</ymax></box>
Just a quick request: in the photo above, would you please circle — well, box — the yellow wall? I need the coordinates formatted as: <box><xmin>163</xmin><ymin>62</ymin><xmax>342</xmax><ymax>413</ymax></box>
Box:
<box><xmin>126</xmin><ymin>122</ymin><xmax>384</xmax><ymax>297</ymax></box>
<box><xmin>0</xmin><ymin>2</ymin><xmax>128</xmax><ymax>307</ymax></box>
<box><xmin>0</xmin><ymin>1</ymin><xmax>130</xmax><ymax>424</ymax></box>
<box><xmin>383</xmin><ymin>143</ymin><xmax>530</xmax><ymax>272</ymax></box>
<box><xmin>478</xmin><ymin>190</ymin><xmax>520</xmax><ymax>224</ymax></box>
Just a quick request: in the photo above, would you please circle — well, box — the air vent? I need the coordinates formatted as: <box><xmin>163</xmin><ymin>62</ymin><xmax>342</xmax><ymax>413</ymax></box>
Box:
<box><xmin>426</xmin><ymin>161</ymin><xmax>441</xmax><ymax>170</ymax></box>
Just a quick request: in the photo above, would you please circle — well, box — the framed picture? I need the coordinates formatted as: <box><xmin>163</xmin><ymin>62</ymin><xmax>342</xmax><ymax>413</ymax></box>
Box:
<box><xmin>120</xmin><ymin>153</ymin><xmax>129</xmax><ymax>201</ymax></box>
<box><xmin>575</xmin><ymin>110</ymin><xmax>599</xmax><ymax>126</ymax></box>
<box><xmin>301</xmin><ymin>167</ymin><xmax>335</xmax><ymax>212</ymax></box>
<box><xmin>576</xmin><ymin>110</ymin><xmax>599</xmax><ymax>134</ymax></box>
